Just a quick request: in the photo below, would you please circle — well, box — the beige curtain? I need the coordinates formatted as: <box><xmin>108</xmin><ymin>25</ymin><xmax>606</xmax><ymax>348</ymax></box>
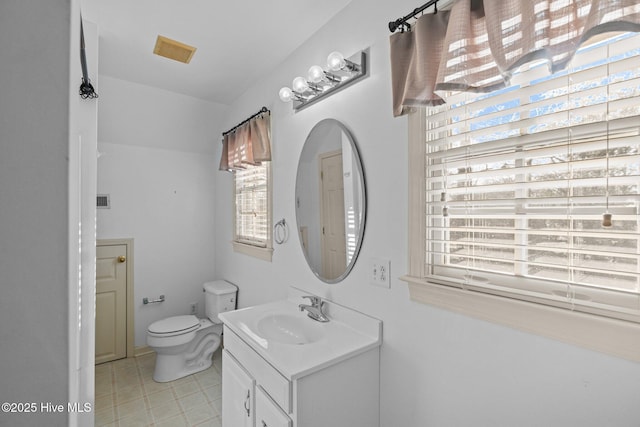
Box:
<box><xmin>390</xmin><ymin>0</ymin><xmax>640</xmax><ymax>117</ymax></box>
<box><xmin>219</xmin><ymin>112</ymin><xmax>271</xmax><ymax>171</ymax></box>
<box><xmin>248</xmin><ymin>114</ymin><xmax>271</xmax><ymax>163</ymax></box>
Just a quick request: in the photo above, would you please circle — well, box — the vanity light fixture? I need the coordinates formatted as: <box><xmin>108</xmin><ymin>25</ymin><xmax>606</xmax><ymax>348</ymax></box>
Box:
<box><xmin>279</xmin><ymin>49</ymin><xmax>368</xmax><ymax>112</ymax></box>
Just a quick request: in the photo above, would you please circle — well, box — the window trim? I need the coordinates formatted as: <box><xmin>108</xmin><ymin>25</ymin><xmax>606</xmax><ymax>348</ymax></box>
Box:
<box><xmin>232</xmin><ymin>162</ymin><xmax>273</xmax><ymax>262</ymax></box>
<box><xmin>401</xmin><ymin>110</ymin><xmax>640</xmax><ymax>362</ymax></box>
<box><xmin>232</xmin><ymin>240</ymin><xmax>273</xmax><ymax>262</ymax></box>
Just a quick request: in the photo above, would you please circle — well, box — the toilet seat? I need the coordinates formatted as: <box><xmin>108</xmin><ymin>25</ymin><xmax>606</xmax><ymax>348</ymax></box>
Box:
<box><xmin>148</xmin><ymin>315</ymin><xmax>200</xmax><ymax>336</ymax></box>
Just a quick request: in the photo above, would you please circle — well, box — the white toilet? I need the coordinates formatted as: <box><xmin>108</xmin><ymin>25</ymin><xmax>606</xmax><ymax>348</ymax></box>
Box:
<box><xmin>146</xmin><ymin>280</ymin><xmax>238</xmax><ymax>382</ymax></box>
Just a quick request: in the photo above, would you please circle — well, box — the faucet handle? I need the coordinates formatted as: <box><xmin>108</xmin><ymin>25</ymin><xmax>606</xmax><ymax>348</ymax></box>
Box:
<box><xmin>301</xmin><ymin>295</ymin><xmax>321</xmax><ymax>306</ymax></box>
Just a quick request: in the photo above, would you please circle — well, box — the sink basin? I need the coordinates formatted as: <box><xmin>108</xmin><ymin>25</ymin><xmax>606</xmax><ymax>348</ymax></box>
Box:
<box><xmin>218</xmin><ymin>288</ymin><xmax>382</xmax><ymax>378</ymax></box>
<box><xmin>256</xmin><ymin>313</ymin><xmax>324</xmax><ymax>345</ymax></box>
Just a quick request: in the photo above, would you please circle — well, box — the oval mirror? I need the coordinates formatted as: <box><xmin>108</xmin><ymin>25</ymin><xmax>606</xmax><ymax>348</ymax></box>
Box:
<box><xmin>295</xmin><ymin>119</ymin><xmax>366</xmax><ymax>283</ymax></box>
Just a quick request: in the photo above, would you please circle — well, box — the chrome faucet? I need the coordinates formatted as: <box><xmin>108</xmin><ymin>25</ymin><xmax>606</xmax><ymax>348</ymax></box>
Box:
<box><xmin>299</xmin><ymin>296</ymin><xmax>329</xmax><ymax>322</ymax></box>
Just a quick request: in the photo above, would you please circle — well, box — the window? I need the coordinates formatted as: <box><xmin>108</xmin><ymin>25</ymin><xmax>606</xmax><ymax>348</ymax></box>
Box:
<box><xmin>219</xmin><ymin>110</ymin><xmax>272</xmax><ymax>261</ymax></box>
<box><xmin>233</xmin><ymin>162</ymin><xmax>273</xmax><ymax>261</ymax></box>
<box><xmin>404</xmin><ymin>33</ymin><xmax>640</xmax><ymax>361</ymax></box>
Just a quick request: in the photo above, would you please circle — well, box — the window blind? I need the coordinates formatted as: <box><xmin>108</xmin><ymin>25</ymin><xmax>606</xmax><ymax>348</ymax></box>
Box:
<box><xmin>235</xmin><ymin>163</ymin><xmax>269</xmax><ymax>247</ymax></box>
<box><xmin>424</xmin><ymin>33</ymin><xmax>640</xmax><ymax>323</ymax></box>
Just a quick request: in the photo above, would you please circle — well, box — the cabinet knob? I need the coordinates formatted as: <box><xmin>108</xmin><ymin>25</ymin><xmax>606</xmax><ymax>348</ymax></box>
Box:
<box><xmin>118</xmin><ymin>255</ymin><xmax>126</xmax><ymax>263</ymax></box>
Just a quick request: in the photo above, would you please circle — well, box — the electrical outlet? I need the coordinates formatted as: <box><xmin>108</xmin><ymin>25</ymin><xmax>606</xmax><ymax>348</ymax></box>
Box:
<box><xmin>190</xmin><ymin>302</ymin><xmax>197</xmax><ymax>315</ymax></box>
<box><xmin>370</xmin><ymin>257</ymin><xmax>391</xmax><ymax>288</ymax></box>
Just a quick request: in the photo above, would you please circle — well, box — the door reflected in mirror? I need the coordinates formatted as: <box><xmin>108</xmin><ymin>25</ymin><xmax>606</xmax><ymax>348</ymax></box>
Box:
<box><xmin>295</xmin><ymin>119</ymin><xmax>366</xmax><ymax>283</ymax></box>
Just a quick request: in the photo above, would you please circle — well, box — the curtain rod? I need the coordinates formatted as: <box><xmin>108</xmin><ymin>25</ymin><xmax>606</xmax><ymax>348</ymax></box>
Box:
<box><xmin>388</xmin><ymin>0</ymin><xmax>438</xmax><ymax>33</ymax></box>
<box><xmin>222</xmin><ymin>106</ymin><xmax>269</xmax><ymax>137</ymax></box>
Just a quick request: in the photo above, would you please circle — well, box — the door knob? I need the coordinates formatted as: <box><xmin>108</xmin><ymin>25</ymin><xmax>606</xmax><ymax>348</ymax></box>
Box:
<box><xmin>118</xmin><ymin>255</ymin><xmax>126</xmax><ymax>263</ymax></box>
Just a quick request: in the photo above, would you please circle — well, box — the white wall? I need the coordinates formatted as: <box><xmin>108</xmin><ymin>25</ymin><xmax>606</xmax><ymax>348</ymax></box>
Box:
<box><xmin>97</xmin><ymin>75</ymin><xmax>226</xmax><ymax>154</ymax></box>
<box><xmin>215</xmin><ymin>1</ymin><xmax>640</xmax><ymax>426</ymax></box>
<box><xmin>96</xmin><ymin>76</ymin><xmax>227</xmax><ymax>346</ymax></box>
<box><xmin>0</xmin><ymin>1</ymin><xmax>84</xmax><ymax>426</ymax></box>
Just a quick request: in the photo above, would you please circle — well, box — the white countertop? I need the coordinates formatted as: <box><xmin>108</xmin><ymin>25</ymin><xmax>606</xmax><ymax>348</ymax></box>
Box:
<box><xmin>218</xmin><ymin>287</ymin><xmax>382</xmax><ymax>380</ymax></box>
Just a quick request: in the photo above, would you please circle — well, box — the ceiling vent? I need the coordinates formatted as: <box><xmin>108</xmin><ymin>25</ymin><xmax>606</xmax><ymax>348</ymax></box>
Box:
<box><xmin>153</xmin><ymin>35</ymin><xmax>197</xmax><ymax>64</ymax></box>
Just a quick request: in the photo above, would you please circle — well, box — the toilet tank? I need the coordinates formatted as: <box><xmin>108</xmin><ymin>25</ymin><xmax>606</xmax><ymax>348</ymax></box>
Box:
<box><xmin>203</xmin><ymin>280</ymin><xmax>238</xmax><ymax>323</ymax></box>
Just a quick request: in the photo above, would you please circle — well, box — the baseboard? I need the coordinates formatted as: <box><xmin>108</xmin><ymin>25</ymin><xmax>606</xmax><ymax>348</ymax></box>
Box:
<box><xmin>134</xmin><ymin>345</ymin><xmax>155</xmax><ymax>357</ymax></box>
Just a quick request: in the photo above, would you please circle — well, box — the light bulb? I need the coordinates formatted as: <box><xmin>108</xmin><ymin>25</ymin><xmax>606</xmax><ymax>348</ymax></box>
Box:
<box><xmin>327</xmin><ymin>51</ymin><xmax>345</xmax><ymax>71</ymax></box>
<box><xmin>279</xmin><ymin>87</ymin><xmax>293</xmax><ymax>102</ymax></box>
<box><xmin>292</xmin><ymin>76</ymin><xmax>309</xmax><ymax>93</ymax></box>
<box><xmin>308</xmin><ymin>65</ymin><xmax>324</xmax><ymax>83</ymax></box>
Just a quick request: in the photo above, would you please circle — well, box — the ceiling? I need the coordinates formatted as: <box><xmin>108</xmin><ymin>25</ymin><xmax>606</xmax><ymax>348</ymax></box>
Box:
<box><xmin>81</xmin><ymin>0</ymin><xmax>352</xmax><ymax>105</ymax></box>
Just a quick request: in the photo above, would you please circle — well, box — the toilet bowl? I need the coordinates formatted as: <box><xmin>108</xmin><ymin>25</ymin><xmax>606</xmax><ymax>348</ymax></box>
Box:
<box><xmin>146</xmin><ymin>280</ymin><xmax>238</xmax><ymax>382</ymax></box>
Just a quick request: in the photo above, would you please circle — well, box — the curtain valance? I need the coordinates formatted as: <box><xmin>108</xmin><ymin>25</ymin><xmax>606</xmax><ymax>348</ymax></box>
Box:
<box><xmin>219</xmin><ymin>111</ymin><xmax>271</xmax><ymax>171</ymax></box>
<box><xmin>390</xmin><ymin>0</ymin><xmax>640</xmax><ymax>117</ymax></box>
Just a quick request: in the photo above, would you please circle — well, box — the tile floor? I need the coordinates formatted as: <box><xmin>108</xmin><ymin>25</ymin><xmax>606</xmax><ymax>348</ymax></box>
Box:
<box><xmin>95</xmin><ymin>349</ymin><xmax>223</xmax><ymax>427</ymax></box>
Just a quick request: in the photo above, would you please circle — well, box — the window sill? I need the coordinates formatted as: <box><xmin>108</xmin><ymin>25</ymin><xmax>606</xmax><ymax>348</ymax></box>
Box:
<box><xmin>400</xmin><ymin>275</ymin><xmax>640</xmax><ymax>363</ymax></box>
<box><xmin>232</xmin><ymin>241</ymin><xmax>273</xmax><ymax>262</ymax></box>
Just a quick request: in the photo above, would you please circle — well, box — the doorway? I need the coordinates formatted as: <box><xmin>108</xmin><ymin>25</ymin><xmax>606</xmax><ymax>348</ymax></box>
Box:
<box><xmin>96</xmin><ymin>238</ymin><xmax>134</xmax><ymax>364</ymax></box>
<box><xmin>319</xmin><ymin>150</ymin><xmax>347</xmax><ymax>280</ymax></box>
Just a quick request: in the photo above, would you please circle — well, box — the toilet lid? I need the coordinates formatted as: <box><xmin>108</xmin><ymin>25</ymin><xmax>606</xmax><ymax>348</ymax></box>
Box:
<box><xmin>148</xmin><ymin>315</ymin><xmax>200</xmax><ymax>335</ymax></box>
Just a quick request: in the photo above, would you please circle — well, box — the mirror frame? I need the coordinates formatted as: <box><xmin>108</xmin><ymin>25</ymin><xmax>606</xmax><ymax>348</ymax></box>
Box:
<box><xmin>295</xmin><ymin>118</ymin><xmax>367</xmax><ymax>284</ymax></box>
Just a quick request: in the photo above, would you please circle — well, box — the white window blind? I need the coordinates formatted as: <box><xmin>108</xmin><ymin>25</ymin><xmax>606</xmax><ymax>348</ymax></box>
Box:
<box><xmin>234</xmin><ymin>163</ymin><xmax>270</xmax><ymax>247</ymax></box>
<box><xmin>424</xmin><ymin>33</ymin><xmax>640</xmax><ymax>323</ymax></box>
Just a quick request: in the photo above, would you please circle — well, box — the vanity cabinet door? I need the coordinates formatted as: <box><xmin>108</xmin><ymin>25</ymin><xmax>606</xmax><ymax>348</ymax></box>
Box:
<box><xmin>222</xmin><ymin>350</ymin><xmax>255</xmax><ymax>427</ymax></box>
<box><xmin>255</xmin><ymin>386</ymin><xmax>292</xmax><ymax>427</ymax></box>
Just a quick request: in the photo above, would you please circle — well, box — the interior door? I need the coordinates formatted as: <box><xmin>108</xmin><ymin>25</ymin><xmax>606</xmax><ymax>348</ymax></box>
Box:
<box><xmin>320</xmin><ymin>151</ymin><xmax>347</xmax><ymax>280</ymax></box>
<box><xmin>95</xmin><ymin>243</ymin><xmax>127</xmax><ymax>364</ymax></box>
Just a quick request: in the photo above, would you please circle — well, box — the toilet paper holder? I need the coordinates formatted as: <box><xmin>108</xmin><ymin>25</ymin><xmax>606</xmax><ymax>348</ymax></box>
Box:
<box><xmin>143</xmin><ymin>295</ymin><xmax>165</xmax><ymax>304</ymax></box>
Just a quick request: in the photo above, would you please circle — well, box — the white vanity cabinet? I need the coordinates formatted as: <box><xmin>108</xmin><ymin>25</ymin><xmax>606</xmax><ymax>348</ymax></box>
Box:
<box><xmin>221</xmin><ymin>350</ymin><xmax>255</xmax><ymax>427</ymax></box>
<box><xmin>222</xmin><ymin>327</ymin><xmax>380</xmax><ymax>427</ymax></box>
<box><xmin>222</xmin><ymin>345</ymin><xmax>292</xmax><ymax>427</ymax></box>
<box><xmin>219</xmin><ymin>289</ymin><xmax>382</xmax><ymax>427</ymax></box>
<box><xmin>255</xmin><ymin>386</ymin><xmax>292</xmax><ymax>427</ymax></box>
